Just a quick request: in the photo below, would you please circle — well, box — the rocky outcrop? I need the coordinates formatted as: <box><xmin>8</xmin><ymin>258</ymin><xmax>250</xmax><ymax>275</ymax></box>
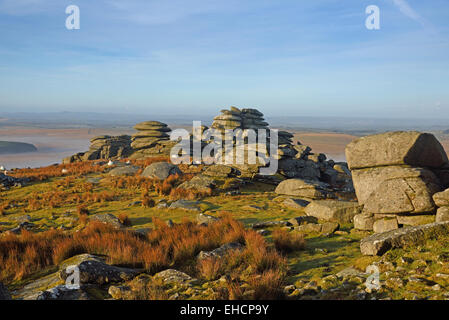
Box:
<box><xmin>64</xmin><ymin>135</ymin><xmax>132</xmax><ymax>163</ymax></box>
<box><xmin>360</xmin><ymin>221</ymin><xmax>449</xmax><ymax>255</ymax></box>
<box><xmin>347</xmin><ymin>131</ymin><xmax>449</xmax><ymax>232</ymax></box>
<box><xmin>130</xmin><ymin>121</ymin><xmax>178</xmax><ymax>159</ymax></box>
<box><xmin>0</xmin><ymin>172</ymin><xmax>26</xmax><ymax>189</ymax></box>
<box><xmin>209</xmin><ymin>107</ymin><xmax>352</xmax><ymax>190</ymax></box>
<box><xmin>141</xmin><ymin>162</ymin><xmax>181</xmax><ymax>180</ymax></box>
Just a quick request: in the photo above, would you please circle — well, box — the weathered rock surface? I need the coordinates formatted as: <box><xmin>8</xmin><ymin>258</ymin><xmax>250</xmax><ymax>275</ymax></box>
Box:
<box><xmin>352</xmin><ymin>166</ymin><xmax>441</xmax><ymax>205</ymax></box>
<box><xmin>63</xmin><ymin>135</ymin><xmax>132</xmax><ymax>163</ymax></box>
<box><xmin>169</xmin><ymin>200</ymin><xmax>201</xmax><ymax>212</ymax></box>
<box><xmin>197</xmin><ymin>213</ymin><xmax>219</xmax><ymax>225</ymax></box>
<box><xmin>354</xmin><ymin>213</ymin><xmax>375</xmax><ymax>231</ymax></box>
<box><xmin>436</xmin><ymin>207</ymin><xmax>449</xmax><ymax>222</ymax></box>
<box><xmin>0</xmin><ymin>282</ymin><xmax>11</xmax><ymax>300</ymax></box>
<box><xmin>0</xmin><ymin>172</ymin><xmax>27</xmax><ymax>188</ymax></box>
<box><xmin>282</xmin><ymin>198</ymin><xmax>310</xmax><ymax>209</ymax></box>
<box><xmin>141</xmin><ymin>162</ymin><xmax>182</xmax><ymax>180</ymax></box>
<box><xmin>305</xmin><ymin>200</ymin><xmax>362</xmax><ymax>223</ymax></box>
<box><xmin>433</xmin><ymin>189</ymin><xmax>449</xmax><ymax>207</ymax></box>
<box><xmin>346</xmin><ymin>131</ymin><xmax>449</xmax><ymax>170</ymax></box>
<box><xmin>59</xmin><ymin>254</ymin><xmax>139</xmax><ymax>285</ymax></box>
<box><xmin>153</xmin><ymin>269</ymin><xmax>197</xmax><ymax>285</ymax></box>
<box><xmin>108</xmin><ymin>165</ymin><xmax>139</xmax><ymax>177</ymax></box>
<box><xmin>178</xmin><ymin>174</ymin><xmax>215</xmax><ymax>192</ymax></box>
<box><xmin>373</xmin><ymin>218</ymin><xmax>399</xmax><ymax>233</ymax></box>
<box><xmin>360</xmin><ymin>221</ymin><xmax>449</xmax><ymax>255</ymax></box>
<box><xmin>363</xmin><ymin>175</ymin><xmax>440</xmax><ymax>215</ymax></box>
<box><xmin>197</xmin><ymin>242</ymin><xmax>243</xmax><ymax>260</ymax></box>
<box><xmin>287</xmin><ymin>216</ymin><xmax>318</xmax><ymax>226</ymax></box>
<box><xmin>91</xmin><ymin>214</ymin><xmax>123</xmax><ymax>228</ymax></box>
<box><xmin>275</xmin><ymin>179</ymin><xmax>330</xmax><ymax>199</ymax></box>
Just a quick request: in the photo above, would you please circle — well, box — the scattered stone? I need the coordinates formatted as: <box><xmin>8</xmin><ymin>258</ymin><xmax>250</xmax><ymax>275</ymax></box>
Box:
<box><xmin>203</xmin><ymin>164</ymin><xmax>238</xmax><ymax>178</ymax></box>
<box><xmin>198</xmin><ymin>242</ymin><xmax>243</xmax><ymax>260</ymax></box>
<box><xmin>275</xmin><ymin>179</ymin><xmax>330</xmax><ymax>199</ymax></box>
<box><xmin>91</xmin><ymin>214</ymin><xmax>123</xmax><ymax>228</ymax></box>
<box><xmin>257</xmin><ymin>229</ymin><xmax>270</xmax><ymax>236</ymax></box>
<box><xmin>169</xmin><ymin>200</ymin><xmax>201</xmax><ymax>212</ymax></box>
<box><xmin>153</xmin><ymin>269</ymin><xmax>198</xmax><ymax>285</ymax></box>
<box><xmin>360</xmin><ymin>221</ymin><xmax>449</xmax><ymax>255</ymax></box>
<box><xmin>178</xmin><ymin>174</ymin><xmax>215</xmax><ymax>192</ymax></box>
<box><xmin>305</xmin><ymin>200</ymin><xmax>362</xmax><ymax>223</ymax></box>
<box><xmin>251</xmin><ymin>221</ymin><xmax>289</xmax><ymax>229</ymax></box>
<box><xmin>287</xmin><ymin>216</ymin><xmax>318</xmax><ymax>226</ymax></box>
<box><xmin>108</xmin><ymin>165</ymin><xmax>139</xmax><ymax>177</ymax></box>
<box><xmin>59</xmin><ymin>254</ymin><xmax>139</xmax><ymax>285</ymax></box>
<box><xmin>141</xmin><ymin>162</ymin><xmax>182</xmax><ymax>180</ymax></box>
<box><xmin>196</xmin><ymin>213</ymin><xmax>219</xmax><ymax>225</ymax></box>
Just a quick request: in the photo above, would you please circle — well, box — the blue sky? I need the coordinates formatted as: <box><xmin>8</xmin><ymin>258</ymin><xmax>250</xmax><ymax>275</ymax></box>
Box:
<box><xmin>0</xmin><ymin>0</ymin><xmax>448</xmax><ymax>118</ymax></box>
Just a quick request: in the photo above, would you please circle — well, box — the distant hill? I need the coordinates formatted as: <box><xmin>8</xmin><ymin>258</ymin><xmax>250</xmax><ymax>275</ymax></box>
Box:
<box><xmin>443</xmin><ymin>129</ymin><xmax>449</xmax><ymax>134</ymax></box>
<box><xmin>0</xmin><ymin>141</ymin><xmax>37</xmax><ymax>154</ymax></box>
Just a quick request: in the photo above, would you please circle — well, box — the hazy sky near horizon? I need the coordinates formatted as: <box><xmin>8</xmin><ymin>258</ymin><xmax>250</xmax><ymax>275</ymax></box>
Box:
<box><xmin>0</xmin><ymin>0</ymin><xmax>448</xmax><ymax>118</ymax></box>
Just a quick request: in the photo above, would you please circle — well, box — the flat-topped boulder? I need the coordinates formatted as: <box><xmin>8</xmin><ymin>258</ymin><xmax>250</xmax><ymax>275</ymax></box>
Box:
<box><xmin>346</xmin><ymin>131</ymin><xmax>448</xmax><ymax>170</ymax></box>
<box><xmin>133</xmin><ymin>121</ymin><xmax>169</xmax><ymax>131</ymax></box>
<box><xmin>360</xmin><ymin>221</ymin><xmax>449</xmax><ymax>255</ymax></box>
<box><xmin>275</xmin><ymin>178</ymin><xmax>330</xmax><ymax>199</ymax></box>
<box><xmin>59</xmin><ymin>254</ymin><xmax>139</xmax><ymax>285</ymax></box>
<box><xmin>304</xmin><ymin>200</ymin><xmax>362</xmax><ymax>223</ymax></box>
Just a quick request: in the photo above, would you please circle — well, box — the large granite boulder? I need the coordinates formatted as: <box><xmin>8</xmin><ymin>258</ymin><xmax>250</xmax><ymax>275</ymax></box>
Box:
<box><xmin>141</xmin><ymin>162</ymin><xmax>181</xmax><ymax>180</ymax></box>
<box><xmin>346</xmin><ymin>131</ymin><xmax>448</xmax><ymax>170</ymax></box>
<box><xmin>352</xmin><ymin>166</ymin><xmax>440</xmax><ymax>205</ymax></box>
<box><xmin>275</xmin><ymin>178</ymin><xmax>330</xmax><ymax>199</ymax></box>
<box><xmin>347</xmin><ymin>132</ymin><xmax>448</xmax><ymax>231</ymax></box>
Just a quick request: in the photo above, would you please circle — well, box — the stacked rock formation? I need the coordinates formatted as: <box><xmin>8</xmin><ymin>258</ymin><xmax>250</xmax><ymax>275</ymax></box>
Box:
<box><xmin>129</xmin><ymin>121</ymin><xmax>177</xmax><ymax>159</ymax></box>
<box><xmin>63</xmin><ymin>135</ymin><xmax>132</xmax><ymax>164</ymax></box>
<box><xmin>209</xmin><ymin>107</ymin><xmax>350</xmax><ymax>190</ymax></box>
<box><xmin>348</xmin><ymin>131</ymin><xmax>449</xmax><ymax>233</ymax></box>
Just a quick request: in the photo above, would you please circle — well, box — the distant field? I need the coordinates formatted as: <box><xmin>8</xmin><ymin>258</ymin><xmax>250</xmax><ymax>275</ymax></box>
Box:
<box><xmin>291</xmin><ymin>131</ymin><xmax>359</xmax><ymax>162</ymax></box>
<box><xmin>0</xmin><ymin>141</ymin><xmax>37</xmax><ymax>154</ymax></box>
<box><xmin>1</xmin><ymin>126</ymin><xmax>448</xmax><ymax>169</ymax></box>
